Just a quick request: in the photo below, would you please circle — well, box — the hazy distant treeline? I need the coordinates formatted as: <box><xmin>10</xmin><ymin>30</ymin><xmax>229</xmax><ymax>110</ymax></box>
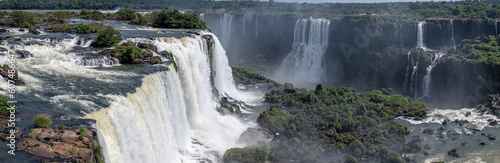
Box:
<box><xmin>3</xmin><ymin>0</ymin><xmax>500</xmax><ymax>19</ymax></box>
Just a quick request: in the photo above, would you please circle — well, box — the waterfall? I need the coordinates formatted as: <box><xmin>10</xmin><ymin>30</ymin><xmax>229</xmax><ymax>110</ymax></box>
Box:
<box><xmin>276</xmin><ymin>18</ymin><xmax>331</xmax><ymax>87</ymax></box>
<box><xmin>254</xmin><ymin>15</ymin><xmax>259</xmax><ymax>39</ymax></box>
<box><xmin>87</xmin><ymin>36</ymin><xmax>257</xmax><ymax>163</ymax></box>
<box><xmin>410</xmin><ymin>54</ymin><xmax>420</xmax><ymax>98</ymax></box>
<box><xmin>416</xmin><ymin>21</ymin><xmax>426</xmax><ymax>49</ymax></box>
<box><xmin>450</xmin><ymin>19</ymin><xmax>456</xmax><ymax>47</ymax></box>
<box><xmin>242</xmin><ymin>14</ymin><xmax>248</xmax><ymax>36</ymax></box>
<box><xmin>199</xmin><ymin>13</ymin><xmax>205</xmax><ymax>21</ymax></box>
<box><xmin>220</xmin><ymin>13</ymin><xmax>233</xmax><ymax>47</ymax></box>
<box><xmin>422</xmin><ymin>53</ymin><xmax>445</xmax><ymax>98</ymax></box>
<box><xmin>402</xmin><ymin>52</ymin><xmax>411</xmax><ymax>94</ymax></box>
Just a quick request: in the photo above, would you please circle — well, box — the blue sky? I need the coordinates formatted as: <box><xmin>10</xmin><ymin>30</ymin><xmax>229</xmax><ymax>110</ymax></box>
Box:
<box><xmin>275</xmin><ymin>0</ymin><xmax>455</xmax><ymax>3</ymax></box>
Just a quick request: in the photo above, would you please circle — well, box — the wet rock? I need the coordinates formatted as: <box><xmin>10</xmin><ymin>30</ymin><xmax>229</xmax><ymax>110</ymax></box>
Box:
<box><xmin>461</xmin><ymin>142</ymin><xmax>468</xmax><ymax>146</ymax></box>
<box><xmin>423</xmin><ymin>151</ymin><xmax>429</xmax><ymax>156</ymax></box>
<box><xmin>120</xmin><ymin>42</ymin><xmax>134</xmax><ymax>46</ymax></box>
<box><xmin>137</xmin><ymin>43</ymin><xmax>157</xmax><ymax>52</ymax></box>
<box><xmin>187</xmin><ymin>31</ymin><xmax>201</xmax><ymax>35</ymax></box>
<box><xmin>0</xmin><ymin>64</ymin><xmax>24</xmax><ymax>85</ymax></box>
<box><xmin>447</xmin><ymin>148</ymin><xmax>459</xmax><ymax>158</ymax></box>
<box><xmin>29</xmin><ymin>28</ymin><xmax>40</xmax><ymax>35</ymax></box>
<box><xmin>18</xmin><ymin>28</ymin><xmax>25</xmax><ymax>32</ymax></box>
<box><xmin>479</xmin><ymin>142</ymin><xmax>486</xmax><ymax>146</ymax></box>
<box><xmin>0</xmin><ymin>127</ymin><xmax>22</xmax><ymax>141</ymax></box>
<box><xmin>423</xmin><ymin>144</ymin><xmax>432</xmax><ymax>150</ymax></box>
<box><xmin>488</xmin><ymin>119</ymin><xmax>497</xmax><ymax>126</ymax></box>
<box><xmin>238</xmin><ymin>128</ymin><xmax>274</xmax><ymax>144</ymax></box>
<box><xmin>481</xmin><ymin>133</ymin><xmax>496</xmax><ymax>140</ymax></box>
<box><xmin>0</xmin><ymin>29</ymin><xmax>6</xmax><ymax>33</ymax></box>
<box><xmin>132</xmin><ymin>56</ymin><xmax>162</xmax><ymax>64</ymax></box>
<box><xmin>403</xmin><ymin>137</ymin><xmax>422</xmax><ymax>153</ymax></box>
<box><xmin>15</xmin><ymin>50</ymin><xmax>33</xmax><ymax>59</ymax></box>
<box><xmin>148</xmin><ymin>36</ymin><xmax>154</xmax><ymax>40</ymax></box>
<box><xmin>159</xmin><ymin>51</ymin><xmax>173</xmax><ymax>59</ymax></box>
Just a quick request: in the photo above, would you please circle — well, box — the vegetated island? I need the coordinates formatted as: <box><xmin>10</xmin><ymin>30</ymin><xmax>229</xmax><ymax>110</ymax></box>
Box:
<box><xmin>227</xmin><ymin>66</ymin><xmax>427</xmax><ymax>163</ymax></box>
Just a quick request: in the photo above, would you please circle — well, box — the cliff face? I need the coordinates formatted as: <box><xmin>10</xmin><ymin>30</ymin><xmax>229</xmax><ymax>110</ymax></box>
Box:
<box><xmin>204</xmin><ymin>13</ymin><xmax>500</xmax><ymax>108</ymax></box>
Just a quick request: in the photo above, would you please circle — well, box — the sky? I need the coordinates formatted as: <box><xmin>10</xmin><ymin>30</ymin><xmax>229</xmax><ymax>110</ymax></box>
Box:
<box><xmin>274</xmin><ymin>0</ymin><xmax>455</xmax><ymax>3</ymax></box>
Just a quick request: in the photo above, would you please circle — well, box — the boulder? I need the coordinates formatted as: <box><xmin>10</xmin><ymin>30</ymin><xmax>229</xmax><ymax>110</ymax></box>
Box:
<box><xmin>447</xmin><ymin>148</ymin><xmax>459</xmax><ymax>158</ymax></box>
<box><xmin>137</xmin><ymin>43</ymin><xmax>156</xmax><ymax>51</ymax></box>
<box><xmin>15</xmin><ymin>50</ymin><xmax>33</xmax><ymax>59</ymax></box>
<box><xmin>238</xmin><ymin>128</ymin><xmax>274</xmax><ymax>144</ymax></box>
<box><xmin>18</xmin><ymin>28</ymin><xmax>25</xmax><ymax>32</ymax></box>
<box><xmin>481</xmin><ymin>133</ymin><xmax>496</xmax><ymax>140</ymax></box>
<box><xmin>31</xmin><ymin>128</ymin><xmax>58</xmax><ymax>141</ymax></box>
<box><xmin>0</xmin><ymin>127</ymin><xmax>22</xmax><ymax>141</ymax></box>
<box><xmin>186</xmin><ymin>31</ymin><xmax>201</xmax><ymax>35</ymax></box>
<box><xmin>0</xmin><ymin>29</ymin><xmax>7</xmax><ymax>33</ymax></box>
<box><xmin>29</xmin><ymin>28</ymin><xmax>40</xmax><ymax>35</ymax></box>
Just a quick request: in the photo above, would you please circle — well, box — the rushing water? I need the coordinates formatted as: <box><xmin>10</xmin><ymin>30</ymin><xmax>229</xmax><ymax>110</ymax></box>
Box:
<box><xmin>275</xmin><ymin>18</ymin><xmax>331</xmax><ymax>88</ymax></box>
<box><xmin>450</xmin><ymin>19</ymin><xmax>456</xmax><ymax>47</ymax></box>
<box><xmin>417</xmin><ymin>21</ymin><xmax>426</xmax><ymax>49</ymax></box>
<box><xmin>422</xmin><ymin>53</ymin><xmax>445</xmax><ymax>98</ymax></box>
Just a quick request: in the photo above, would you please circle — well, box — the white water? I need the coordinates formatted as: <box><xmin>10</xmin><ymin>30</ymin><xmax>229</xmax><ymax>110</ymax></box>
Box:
<box><xmin>254</xmin><ymin>15</ymin><xmax>259</xmax><ymax>39</ymax></box>
<box><xmin>220</xmin><ymin>13</ymin><xmax>233</xmax><ymax>47</ymax></box>
<box><xmin>87</xmin><ymin>35</ymin><xmax>259</xmax><ymax>163</ymax></box>
<box><xmin>199</xmin><ymin>13</ymin><xmax>205</xmax><ymax>21</ymax></box>
<box><xmin>242</xmin><ymin>14</ymin><xmax>248</xmax><ymax>36</ymax></box>
<box><xmin>276</xmin><ymin>18</ymin><xmax>331</xmax><ymax>87</ymax></box>
<box><xmin>400</xmin><ymin>108</ymin><xmax>499</xmax><ymax>135</ymax></box>
<box><xmin>402</xmin><ymin>52</ymin><xmax>411</xmax><ymax>94</ymax></box>
<box><xmin>417</xmin><ymin>21</ymin><xmax>426</xmax><ymax>49</ymax></box>
<box><xmin>410</xmin><ymin>54</ymin><xmax>420</xmax><ymax>98</ymax></box>
<box><xmin>450</xmin><ymin>19</ymin><xmax>456</xmax><ymax>47</ymax></box>
<box><xmin>422</xmin><ymin>53</ymin><xmax>444</xmax><ymax>98</ymax></box>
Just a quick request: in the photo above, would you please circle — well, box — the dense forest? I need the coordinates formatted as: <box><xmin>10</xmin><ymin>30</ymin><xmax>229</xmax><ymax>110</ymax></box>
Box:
<box><xmin>3</xmin><ymin>0</ymin><xmax>500</xmax><ymax>20</ymax></box>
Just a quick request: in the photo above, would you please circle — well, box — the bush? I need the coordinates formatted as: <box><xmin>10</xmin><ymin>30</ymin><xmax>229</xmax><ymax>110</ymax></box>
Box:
<box><xmin>93</xmin><ymin>140</ymin><xmax>105</xmax><ymax>163</ymax></box>
<box><xmin>115</xmin><ymin>45</ymin><xmax>144</xmax><ymax>63</ymax></box>
<box><xmin>28</xmin><ymin>133</ymin><xmax>35</xmax><ymax>138</ymax></box>
<box><xmin>116</xmin><ymin>8</ymin><xmax>136</xmax><ymax>20</ymax></box>
<box><xmin>33</xmin><ymin>114</ymin><xmax>51</xmax><ymax>128</ymax></box>
<box><xmin>369</xmin><ymin>90</ymin><xmax>387</xmax><ymax>103</ymax></box>
<box><xmin>91</xmin><ymin>26</ymin><xmax>121</xmax><ymax>48</ymax></box>
<box><xmin>90</xmin><ymin>22</ymin><xmax>104</xmax><ymax>33</ymax></box>
<box><xmin>346</xmin><ymin>155</ymin><xmax>359</xmax><ymax>163</ymax></box>
<box><xmin>61</xmin><ymin>137</ymin><xmax>66</xmax><ymax>142</ymax></box>
<box><xmin>152</xmin><ymin>7</ymin><xmax>206</xmax><ymax>29</ymax></box>
<box><xmin>78</xmin><ymin>128</ymin><xmax>88</xmax><ymax>137</ymax></box>
<box><xmin>53</xmin><ymin>23</ymin><xmax>74</xmax><ymax>32</ymax></box>
<box><xmin>76</xmin><ymin>23</ymin><xmax>91</xmax><ymax>34</ymax></box>
<box><xmin>349</xmin><ymin>139</ymin><xmax>365</xmax><ymax>151</ymax></box>
<box><xmin>384</xmin><ymin>95</ymin><xmax>409</xmax><ymax>107</ymax></box>
<box><xmin>0</xmin><ymin>95</ymin><xmax>14</xmax><ymax>115</ymax></box>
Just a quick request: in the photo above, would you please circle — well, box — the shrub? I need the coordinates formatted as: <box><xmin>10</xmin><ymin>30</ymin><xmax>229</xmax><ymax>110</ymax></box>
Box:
<box><xmin>90</xmin><ymin>22</ymin><xmax>104</xmax><ymax>32</ymax></box>
<box><xmin>91</xmin><ymin>26</ymin><xmax>121</xmax><ymax>48</ymax></box>
<box><xmin>346</xmin><ymin>155</ymin><xmax>359</xmax><ymax>163</ymax></box>
<box><xmin>28</xmin><ymin>133</ymin><xmax>35</xmax><ymax>138</ymax></box>
<box><xmin>116</xmin><ymin>8</ymin><xmax>136</xmax><ymax>20</ymax></box>
<box><xmin>349</xmin><ymin>139</ymin><xmax>365</xmax><ymax>151</ymax></box>
<box><xmin>58</xmin><ymin>125</ymin><xmax>64</xmax><ymax>130</ymax></box>
<box><xmin>152</xmin><ymin>7</ymin><xmax>206</xmax><ymax>29</ymax></box>
<box><xmin>76</xmin><ymin>23</ymin><xmax>91</xmax><ymax>34</ymax></box>
<box><xmin>0</xmin><ymin>95</ymin><xmax>14</xmax><ymax>115</ymax></box>
<box><xmin>78</xmin><ymin>128</ymin><xmax>88</xmax><ymax>137</ymax></box>
<box><xmin>93</xmin><ymin>140</ymin><xmax>105</xmax><ymax>163</ymax></box>
<box><xmin>61</xmin><ymin>137</ymin><xmax>66</xmax><ymax>142</ymax></box>
<box><xmin>53</xmin><ymin>23</ymin><xmax>74</xmax><ymax>32</ymax></box>
<box><xmin>115</xmin><ymin>45</ymin><xmax>144</xmax><ymax>63</ymax></box>
<box><xmin>33</xmin><ymin>114</ymin><xmax>51</xmax><ymax>128</ymax></box>
<box><xmin>369</xmin><ymin>90</ymin><xmax>387</xmax><ymax>103</ymax></box>
<box><xmin>68</xmin><ymin>147</ymin><xmax>79</xmax><ymax>155</ymax></box>
<box><xmin>385</xmin><ymin>95</ymin><xmax>409</xmax><ymax>107</ymax></box>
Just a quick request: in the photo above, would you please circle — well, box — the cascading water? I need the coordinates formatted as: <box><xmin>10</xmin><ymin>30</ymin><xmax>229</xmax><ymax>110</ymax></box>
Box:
<box><xmin>254</xmin><ymin>15</ymin><xmax>259</xmax><ymax>39</ymax></box>
<box><xmin>276</xmin><ymin>18</ymin><xmax>331</xmax><ymax>87</ymax></box>
<box><xmin>220</xmin><ymin>13</ymin><xmax>233</xmax><ymax>47</ymax></box>
<box><xmin>242</xmin><ymin>14</ymin><xmax>248</xmax><ymax>36</ymax></box>
<box><xmin>402</xmin><ymin>52</ymin><xmax>411</xmax><ymax>94</ymax></box>
<box><xmin>422</xmin><ymin>53</ymin><xmax>445</xmax><ymax>98</ymax></box>
<box><xmin>416</xmin><ymin>21</ymin><xmax>426</xmax><ymax>49</ymax></box>
<box><xmin>87</xmin><ymin>35</ymin><xmax>259</xmax><ymax>163</ymax></box>
<box><xmin>199</xmin><ymin>13</ymin><xmax>205</xmax><ymax>21</ymax></box>
<box><xmin>450</xmin><ymin>19</ymin><xmax>456</xmax><ymax>47</ymax></box>
<box><xmin>410</xmin><ymin>54</ymin><xmax>420</xmax><ymax>98</ymax></box>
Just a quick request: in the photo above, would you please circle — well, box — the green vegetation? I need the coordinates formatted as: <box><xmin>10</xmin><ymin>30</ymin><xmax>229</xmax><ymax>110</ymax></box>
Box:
<box><xmin>78</xmin><ymin>128</ymin><xmax>88</xmax><ymax>137</ymax></box>
<box><xmin>0</xmin><ymin>95</ymin><xmax>14</xmax><ymax>115</ymax></box>
<box><xmin>152</xmin><ymin>8</ymin><xmax>206</xmax><ymax>29</ymax></box>
<box><xmin>116</xmin><ymin>8</ymin><xmax>136</xmax><ymax>20</ymax></box>
<box><xmin>231</xmin><ymin>67</ymin><xmax>276</xmax><ymax>85</ymax></box>
<box><xmin>28</xmin><ymin>133</ymin><xmax>35</xmax><ymax>138</ymax></box>
<box><xmin>58</xmin><ymin>125</ymin><xmax>65</xmax><ymax>130</ymax></box>
<box><xmin>114</xmin><ymin>45</ymin><xmax>145</xmax><ymax>63</ymax></box>
<box><xmin>459</xmin><ymin>35</ymin><xmax>500</xmax><ymax>66</ymax></box>
<box><xmin>91</xmin><ymin>26</ymin><xmax>121</xmax><ymax>48</ymax></box>
<box><xmin>68</xmin><ymin>147</ymin><xmax>79</xmax><ymax>155</ymax></box>
<box><xmin>33</xmin><ymin>114</ymin><xmax>52</xmax><ymax>128</ymax></box>
<box><xmin>259</xmin><ymin>85</ymin><xmax>426</xmax><ymax>162</ymax></box>
<box><xmin>9</xmin><ymin>11</ymin><xmax>38</xmax><ymax>28</ymax></box>
<box><xmin>346</xmin><ymin>155</ymin><xmax>359</xmax><ymax>163</ymax></box>
<box><xmin>223</xmin><ymin>144</ymin><xmax>269</xmax><ymax>163</ymax></box>
<box><xmin>93</xmin><ymin>140</ymin><xmax>105</xmax><ymax>163</ymax></box>
<box><xmin>76</xmin><ymin>23</ymin><xmax>91</xmax><ymax>34</ymax></box>
<box><xmin>61</xmin><ymin>137</ymin><xmax>67</xmax><ymax>142</ymax></box>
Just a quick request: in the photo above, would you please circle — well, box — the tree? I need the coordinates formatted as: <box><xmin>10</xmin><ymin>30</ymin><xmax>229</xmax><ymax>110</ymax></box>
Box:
<box><xmin>76</xmin><ymin>23</ymin><xmax>91</xmax><ymax>34</ymax></box>
<box><xmin>152</xmin><ymin>7</ymin><xmax>206</xmax><ymax>29</ymax></box>
<box><xmin>116</xmin><ymin>8</ymin><xmax>136</xmax><ymax>20</ymax></box>
<box><xmin>91</xmin><ymin>26</ymin><xmax>121</xmax><ymax>48</ymax></box>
